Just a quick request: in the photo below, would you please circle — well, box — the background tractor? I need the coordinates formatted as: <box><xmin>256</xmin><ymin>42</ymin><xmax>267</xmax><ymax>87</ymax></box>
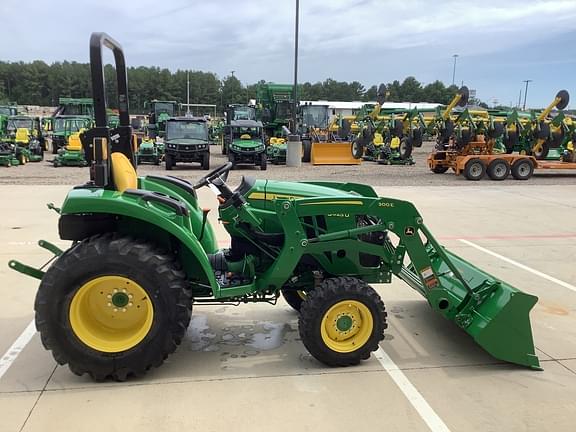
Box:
<box><xmin>135</xmin><ymin>137</ymin><xmax>163</xmax><ymax>165</ymax></box>
<box><xmin>51</xmin><ymin>115</ymin><xmax>93</xmax><ymax>154</ymax></box>
<box><xmin>6</xmin><ymin>115</ymin><xmax>45</xmax><ymax>162</ymax></box>
<box><xmin>52</xmin><ymin>97</ymin><xmax>94</xmax><ymax>117</ymax></box>
<box><xmin>146</xmin><ymin>100</ymin><xmax>179</xmax><ymax>138</ymax></box>
<box><xmin>10</xmin><ymin>33</ymin><xmax>541</xmax><ymax>382</ymax></box>
<box><xmin>256</xmin><ymin>82</ymin><xmax>294</xmax><ymax>141</ymax></box>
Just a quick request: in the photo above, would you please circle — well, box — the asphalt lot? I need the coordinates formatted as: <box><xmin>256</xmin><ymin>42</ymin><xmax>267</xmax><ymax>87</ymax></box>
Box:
<box><xmin>1</xmin><ymin>162</ymin><xmax>576</xmax><ymax>431</ymax></box>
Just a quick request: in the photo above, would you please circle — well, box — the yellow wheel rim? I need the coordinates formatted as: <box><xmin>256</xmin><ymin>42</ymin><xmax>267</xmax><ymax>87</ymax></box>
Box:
<box><xmin>320</xmin><ymin>300</ymin><xmax>373</xmax><ymax>353</ymax></box>
<box><xmin>69</xmin><ymin>276</ymin><xmax>154</xmax><ymax>353</ymax></box>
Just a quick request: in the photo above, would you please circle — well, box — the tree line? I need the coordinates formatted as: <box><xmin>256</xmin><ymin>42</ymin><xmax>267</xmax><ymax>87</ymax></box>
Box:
<box><xmin>0</xmin><ymin>60</ymin><xmax>471</xmax><ymax>113</ymax></box>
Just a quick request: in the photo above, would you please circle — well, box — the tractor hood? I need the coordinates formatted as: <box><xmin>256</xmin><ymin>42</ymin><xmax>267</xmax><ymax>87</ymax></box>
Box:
<box><xmin>165</xmin><ymin>138</ymin><xmax>208</xmax><ymax>145</ymax></box>
<box><xmin>242</xmin><ymin>177</ymin><xmax>377</xmax><ymax>211</ymax></box>
<box><xmin>232</xmin><ymin>139</ymin><xmax>263</xmax><ymax>149</ymax></box>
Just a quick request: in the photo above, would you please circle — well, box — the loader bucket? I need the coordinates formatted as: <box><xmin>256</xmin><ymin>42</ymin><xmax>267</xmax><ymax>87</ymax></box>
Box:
<box><xmin>311</xmin><ymin>142</ymin><xmax>362</xmax><ymax>165</ymax></box>
<box><xmin>423</xmin><ymin>246</ymin><xmax>540</xmax><ymax>369</ymax></box>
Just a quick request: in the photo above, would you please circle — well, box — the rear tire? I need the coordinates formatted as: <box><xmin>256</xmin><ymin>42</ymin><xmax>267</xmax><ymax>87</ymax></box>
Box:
<box><xmin>299</xmin><ymin>277</ymin><xmax>386</xmax><ymax>367</ymax></box>
<box><xmin>34</xmin><ymin>234</ymin><xmax>191</xmax><ymax>381</ymax></box>
<box><xmin>511</xmin><ymin>159</ymin><xmax>534</xmax><ymax>180</ymax></box>
<box><xmin>463</xmin><ymin>158</ymin><xmax>485</xmax><ymax>181</ymax></box>
<box><xmin>351</xmin><ymin>140</ymin><xmax>364</xmax><ymax>159</ymax></box>
<box><xmin>486</xmin><ymin>159</ymin><xmax>510</xmax><ymax>181</ymax></box>
<box><xmin>398</xmin><ymin>137</ymin><xmax>413</xmax><ymax>160</ymax></box>
<box><xmin>302</xmin><ymin>139</ymin><xmax>312</xmax><ymax>163</ymax></box>
<box><xmin>281</xmin><ymin>289</ymin><xmax>307</xmax><ymax>312</ymax></box>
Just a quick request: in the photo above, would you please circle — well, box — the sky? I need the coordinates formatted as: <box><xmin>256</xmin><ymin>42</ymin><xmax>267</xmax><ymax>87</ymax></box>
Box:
<box><xmin>2</xmin><ymin>0</ymin><xmax>576</xmax><ymax>108</ymax></box>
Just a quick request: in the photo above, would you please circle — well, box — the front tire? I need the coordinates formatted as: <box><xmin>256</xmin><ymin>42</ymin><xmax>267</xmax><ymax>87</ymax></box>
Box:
<box><xmin>299</xmin><ymin>277</ymin><xmax>386</xmax><ymax>367</ymax></box>
<box><xmin>260</xmin><ymin>153</ymin><xmax>267</xmax><ymax>170</ymax></box>
<box><xmin>165</xmin><ymin>153</ymin><xmax>174</xmax><ymax>170</ymax></box>
<box><xmin>202</xmin><ymin>152</ymin><xmax>210</xmax><ymax>170</ymax></box>
<box><xmin>35</xmin><ymin>234</ymin><xmax>191</xmax><ymax>381</ymax></box>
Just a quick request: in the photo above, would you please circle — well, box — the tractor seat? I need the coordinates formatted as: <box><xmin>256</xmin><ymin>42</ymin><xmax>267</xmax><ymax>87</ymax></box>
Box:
<box><xmin>67</xmin><ymin>134</ymin><xmax>83</xmax><ymax>151</ymax></box>
<box><xmin>15</xmin><ymin>128</ymin><xmax>30</xmax><ymax>144</ymax></box>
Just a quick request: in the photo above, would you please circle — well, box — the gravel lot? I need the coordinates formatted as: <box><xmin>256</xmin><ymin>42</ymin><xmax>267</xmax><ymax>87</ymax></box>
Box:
<box><xmin>2</xmin><ymin>141</ymin><xmax>576</xmax><ymax>186</ymax></box>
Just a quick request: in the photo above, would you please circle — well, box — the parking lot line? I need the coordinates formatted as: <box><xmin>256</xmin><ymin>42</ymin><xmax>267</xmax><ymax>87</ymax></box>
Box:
<box><xmin>0</xmin><ymin>320</ymin><xmax>36</xmax><ymax>380</ymax></box>
<box><xmin>375</xmin><ymin>347</ymin><xmax>451</xmax><ymax>432</ymax></box>
<box><xmin>458</xmin><ymin>239</ymin><xmax>576</xmax><ymax>293</ymax></box>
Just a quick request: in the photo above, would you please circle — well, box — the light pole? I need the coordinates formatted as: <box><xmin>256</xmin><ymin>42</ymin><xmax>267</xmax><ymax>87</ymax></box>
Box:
<box><xmin>292</xmin><ymin>0</ymin><xmax>300</xmax><ymax>133</ymax></box>
<box><xmin>230</xmin><ymin>70</ymin><xmax>235</xmax><ymax>77</ymax></box>
<box><xmin>452</xmin><ymin>54</ymin><xmax>459</xmax><ymax>86</ymax></box>
<box><xmin>522</xmin><ymin>80</ymin><xmax>532</xmax><ymax>110</ymax></box>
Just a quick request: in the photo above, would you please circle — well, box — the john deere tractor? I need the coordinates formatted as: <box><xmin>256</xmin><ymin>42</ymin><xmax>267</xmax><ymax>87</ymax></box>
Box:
<box><xmin>135</xmin><ymin>137</ymin><xmax>163</xmax><ymax>165</ymax></box>
<box><xmin>51</xmin><ymin>116</ymin><xmax>93</xmax><ymax>154</ymax></box>
<box><xmin>6</xmin><ymin>115</ymin><xmax>45</xmax><ymax>162</ymax></box>
<box><xmin>146</xmin><ymin>100</ymin><xmax>178</xmax><ymax>138</ymax></box>
<box><xmin>10</xmin><ymin>33</ymin><xmax>540</xmax><ymax>381</ymax></box>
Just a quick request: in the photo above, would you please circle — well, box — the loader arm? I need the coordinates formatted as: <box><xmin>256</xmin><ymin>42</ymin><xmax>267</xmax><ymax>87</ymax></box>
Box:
<box><xmin>260</xmin><ymin>195</ymin><xmax>540</xmax><ymax>370</ymax></box>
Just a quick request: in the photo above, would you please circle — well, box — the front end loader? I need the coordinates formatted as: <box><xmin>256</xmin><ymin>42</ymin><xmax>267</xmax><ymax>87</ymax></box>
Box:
<box><xmin>9</xmin><ymin>33</ymin><xmax>540</xmax><ymax>381</ymax></box>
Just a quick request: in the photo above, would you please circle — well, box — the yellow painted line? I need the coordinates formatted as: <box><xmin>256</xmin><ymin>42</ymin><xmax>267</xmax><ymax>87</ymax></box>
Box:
<box><xmin>248</xmin><ymin>192</ymin><xmax>305</xmax><ymax>201</ymax></box>
<box><xmin>300</xmin><ymin>200</ymin><xmax>364</xmax><ymax>206</ymax></box>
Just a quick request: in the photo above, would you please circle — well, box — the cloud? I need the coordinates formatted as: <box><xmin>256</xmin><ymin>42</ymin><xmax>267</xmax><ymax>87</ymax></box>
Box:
<box><xmin>1</xmin><ymin>0</ymin><xmax>575</xmax><ymax>106</ymax></box>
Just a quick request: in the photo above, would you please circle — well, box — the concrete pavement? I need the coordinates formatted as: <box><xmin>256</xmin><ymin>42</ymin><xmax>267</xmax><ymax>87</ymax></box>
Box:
<box><xmin>1</xmin><ymin>184</ymin><xmax>575</xmax><ymax>431</ymax></box>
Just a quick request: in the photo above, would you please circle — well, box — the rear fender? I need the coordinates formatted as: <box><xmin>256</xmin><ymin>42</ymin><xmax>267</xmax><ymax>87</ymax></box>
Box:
<box><xmin>139</xmin><ymin>175</ymin><xmax>217</xmax><ymax>253</ymax></box>
<box><xmin>60</xmin><ymin>188</ymin><xmax>218</xmax><ymax>289</ymax></box>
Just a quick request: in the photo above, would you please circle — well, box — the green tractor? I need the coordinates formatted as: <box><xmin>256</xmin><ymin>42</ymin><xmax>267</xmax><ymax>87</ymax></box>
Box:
<box><xmin>53</xmin><ymin>97</ymin><xmax>94</xmax><ymax>117</ymax></box>
<box><xmin>256</xmin><ymin>82</ymin><xmax>294</xmax><ymax>140</ymax></box>
<box><xmin>0</xmin><ymin>105</ymin><xmax>19</xmax><ymax>136</ymax></box>
<box><xmin>51</xmin><ymin>116</ymin><xmax>93</xmax><ymax>154</ymax></box>
<box><xmin>164</xmin><ymin>117</ymin><xmax>210</xmax><ymax>170</ymax></box>
<box><xmin>135</xmin><ymin>137</ymin><xmax>163</xmax><ymax>165</ymax></box>
<box><xmin>10</xmin><ymin>33</ymin><xmax>541</xmax><ymax>381</ymax></box>
<box><xmin>0</xmin><ymin>143</ymin><xmax>19</xmax><ymax>166</ymax></box>
<box><xmin>6</xmin><ymin>115</ymin><xmax>45</xmax><ymax>162</ymax></box>
<box><xmin>224</xmin><ymin>119</ymin><xmax>267</xmax><ymax>170</ymax></box>
<box><xmin>146</xmin><ymin>100</ymin><xmax>179</xmax><ymax>138</ymax></box>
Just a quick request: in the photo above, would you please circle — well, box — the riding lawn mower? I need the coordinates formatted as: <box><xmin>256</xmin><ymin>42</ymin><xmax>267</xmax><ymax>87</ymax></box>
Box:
<box><xmin>9</xmin><ymin>33</ymin><xmax>540</xmax><ymax>381</ymax></box>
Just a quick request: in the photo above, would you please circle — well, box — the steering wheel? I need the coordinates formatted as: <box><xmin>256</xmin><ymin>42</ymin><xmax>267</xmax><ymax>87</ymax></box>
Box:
<box><xmin>193</xmin><ymin>162</ymin><xmax>233</xmax><ymax>190</ymax></box>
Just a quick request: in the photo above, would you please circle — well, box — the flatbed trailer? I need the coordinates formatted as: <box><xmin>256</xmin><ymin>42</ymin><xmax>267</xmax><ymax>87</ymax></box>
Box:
<box><xmin>428</xmin><ymin>150</ymin><xmax>576</xmax><ymax>181</ymax></box>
